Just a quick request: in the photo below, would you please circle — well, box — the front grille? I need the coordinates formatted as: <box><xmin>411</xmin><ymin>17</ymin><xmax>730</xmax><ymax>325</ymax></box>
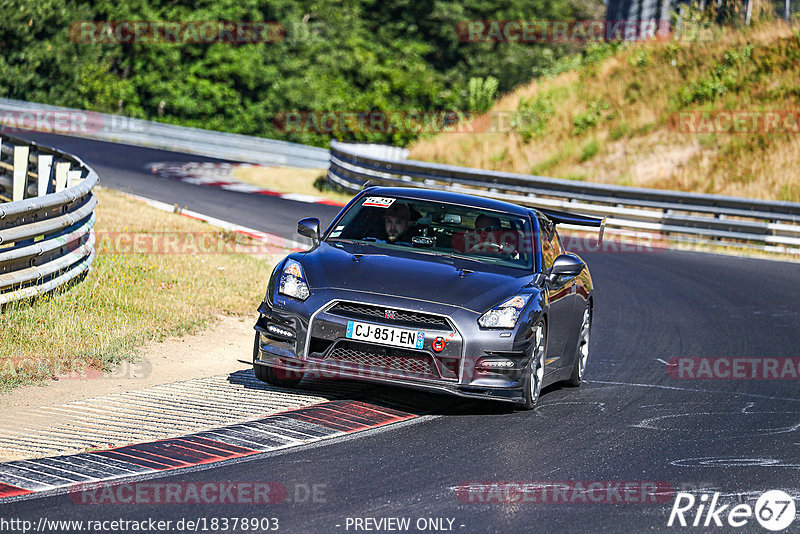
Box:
<box><xmin>327</xmin><ymin>341</ymin><xmax>437</xmax><ymax>377</ymax></box>
<box><xmin>328</xmin><ymin>302</ymin><xmax>451</xmax><ymax>329</ymax></box>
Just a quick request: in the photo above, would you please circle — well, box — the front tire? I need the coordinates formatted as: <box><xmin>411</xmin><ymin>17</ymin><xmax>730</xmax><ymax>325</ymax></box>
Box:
<box><xmin>252</xmin><ymin>332</ymin><xmax>304</xmax><ymax>388</ymax></box>
<box><xmin>567</xmin><ymin>306</ymin><xmax>591</xmax><ymax>386</ymax></box>
<box><xmin>520</xmin><ymin>321</ymin><xmax>546</xmax><ymax>410</ymax></box>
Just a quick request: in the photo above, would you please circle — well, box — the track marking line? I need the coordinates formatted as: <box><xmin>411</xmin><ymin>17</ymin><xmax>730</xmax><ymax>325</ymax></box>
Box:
<box><xmin>587</xmin><ymin>379</ymin><xmax>800</xmax><ymax>404</ymax></box>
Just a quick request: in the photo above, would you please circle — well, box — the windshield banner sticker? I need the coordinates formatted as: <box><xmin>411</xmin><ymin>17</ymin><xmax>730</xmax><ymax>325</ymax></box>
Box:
<box><xmin>362</xmin><ymin>196</ymin><xmax>396</xmax><ymax>208</ymax></box>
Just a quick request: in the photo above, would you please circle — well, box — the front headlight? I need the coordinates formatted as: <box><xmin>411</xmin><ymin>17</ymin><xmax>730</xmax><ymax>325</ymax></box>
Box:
<box><xmin>277</xmin><ymin>259</ymin><xmax>310</xmax><ymax>301</ymax></box>
<box><xmin>478</xmin><ymin>295</ymin><xmax>531</xmax><ymax>329</ymax></box>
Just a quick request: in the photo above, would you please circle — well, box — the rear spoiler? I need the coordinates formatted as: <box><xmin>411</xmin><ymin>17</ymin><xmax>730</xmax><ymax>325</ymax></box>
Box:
<box><xmin>536</xmin><ymin>207</ymin><xmax>606</xmax><ymax>244</ymax></box>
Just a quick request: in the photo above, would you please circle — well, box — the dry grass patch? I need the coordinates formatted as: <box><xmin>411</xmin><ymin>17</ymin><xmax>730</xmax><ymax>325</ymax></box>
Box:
<box><xmin>232</xmin><ymin>165</ymin><xmax>352</xmax><ymax>204</ymax></box>
<box><xmin>0</xmin><ymin>187</ymin><xmax>279</xmax><ymax>392</ymax></box>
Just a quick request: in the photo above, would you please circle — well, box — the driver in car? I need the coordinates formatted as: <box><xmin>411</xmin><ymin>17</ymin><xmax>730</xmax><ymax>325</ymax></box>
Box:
<box><xmin>474</xmin><ymin>214</ymin><xmax>501</xmax><ymax>234</ymax></box>
<box><xmin>383</xmin><ymin>203</ymin><xmax>412</xmax><ymax>243</ymax></box>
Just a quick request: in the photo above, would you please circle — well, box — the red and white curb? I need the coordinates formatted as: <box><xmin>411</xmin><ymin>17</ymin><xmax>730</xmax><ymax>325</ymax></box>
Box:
<box><xmin>149</xmin><ymin>162</ymin><xmax>346</xmax><ymax>207</ymax></box>
<box><xmin>0</xmin><ymin>400</ymin><xmax>416</xmax><ymax>500</ymax></box>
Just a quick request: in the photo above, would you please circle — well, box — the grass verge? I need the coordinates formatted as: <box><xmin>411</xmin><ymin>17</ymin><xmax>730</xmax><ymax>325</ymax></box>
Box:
<box><xmin>231</xmin><ymin>166</ymin><xmax>353</xmax><ymax>205</ymax></box>
<box><xmin>0</xmin><ymin>187</ymin><xmax>279</xmax><ymax>392</ymax></box>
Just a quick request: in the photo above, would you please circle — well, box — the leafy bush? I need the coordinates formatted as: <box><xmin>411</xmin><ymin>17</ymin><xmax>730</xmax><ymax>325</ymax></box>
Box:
<box><xmin>572</xmin><ymin>99</ymin><xmax>611</xmax><ymax>135</ymax></box>
<box><xmin>579</xmin><ymin>137</ymin><xmax>600</xmax><ymax>161</ymax></box>
<box><xmin>582</xmin><ymin>42</ymin><xmax>622</xmax><ymax>67</ymax></box>
<box><xmin>513</xmin><ymin>91</ymin><xmax>558</xmax><ymax>142</ymax></box>
<box><xmin>678</xmin><ymin>44</ymin><xmax>754</xmax><ymax>105</ymax></box>
<box><xmin>468</xmin><ymin>77</ymin><xmax>499</xmax><ymax>113</ymax></box>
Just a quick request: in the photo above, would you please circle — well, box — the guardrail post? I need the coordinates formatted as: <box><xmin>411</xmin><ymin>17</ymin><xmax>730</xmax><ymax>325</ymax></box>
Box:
<box><xmin>67</xmin><ymin>170</ymin><xmax>82</xmax><ymax>188</ymax></box>
<box><xmin>37</xmin><ymin>155</ymin><xmax>53</xmax><ymax>197</ymax></box>
<box><xmin>12</xmin><ymin>145</ymin><xmax>29</xmax><ymax>202</ymax></box>
<box><xmin>54</xmin><ymin>162</ymin><xmax>70</xmax><ymax>192</ymax></box>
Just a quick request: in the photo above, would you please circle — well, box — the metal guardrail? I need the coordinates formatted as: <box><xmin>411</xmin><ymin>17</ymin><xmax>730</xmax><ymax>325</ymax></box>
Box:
<box><xmin>0</xmin><ymin>98</ymin><xmax>330</xmax><ymax>169</ymax></box>
<box><xmin>327</xmin><ymin>140</ymin><xmax>800</xmax><ymax>253</ymax></box>
<box><xmin>0</xmin><ymin>133</ymin><xmax>98</xmax><ymax>306</ymax></box>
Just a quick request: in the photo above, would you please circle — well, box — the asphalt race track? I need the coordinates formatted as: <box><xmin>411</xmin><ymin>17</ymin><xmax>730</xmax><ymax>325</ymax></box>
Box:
<box><xmin>3</xmin><ymin>132</ymin><xmax>800</xmax><ymax>532</ymax></box>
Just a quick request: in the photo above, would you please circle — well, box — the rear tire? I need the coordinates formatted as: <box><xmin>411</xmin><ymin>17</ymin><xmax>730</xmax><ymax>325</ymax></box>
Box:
<box><xmin>567</xmin><ymin>305</ymin><xmax>591</xmax><ymax>387</ymax></box>
<box><xmin>520</xmin><ymin>321</ymin><xmax>546</xmax><ymax>410</ymax></box>
<box><xmin>252</xmin><ymin>332</ymin><xmax>304</xmax><ymax>388</ymax></box>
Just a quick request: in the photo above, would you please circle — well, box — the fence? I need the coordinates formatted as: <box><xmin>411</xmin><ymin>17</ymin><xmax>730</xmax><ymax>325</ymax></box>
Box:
<box><xmin>605</xmin><ymin>0</ymin><xmax>798</xmax><ymax>41</ymax></box>
<box><xmin>0</xmin><ymin>134</ymin><xmax>98</xmax><ymax>306</ymax></box>
<box><xmin>327</xmin><ymin>140</ymin><xmax>800</xmax><ymax>253</ymax></box>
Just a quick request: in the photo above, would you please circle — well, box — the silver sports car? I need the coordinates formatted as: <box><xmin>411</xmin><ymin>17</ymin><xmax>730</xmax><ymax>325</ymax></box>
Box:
<box><xmin>253</xmin><ymin>187</ymin><xmax>602</xmax><ymax>408</ymax></box>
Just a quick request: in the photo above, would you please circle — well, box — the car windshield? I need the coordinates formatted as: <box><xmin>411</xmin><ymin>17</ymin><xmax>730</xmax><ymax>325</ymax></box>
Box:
<box><xmin>327</xmin><ymin>195</ymin><xmax>535</xmax><ymax>270</ymax></box>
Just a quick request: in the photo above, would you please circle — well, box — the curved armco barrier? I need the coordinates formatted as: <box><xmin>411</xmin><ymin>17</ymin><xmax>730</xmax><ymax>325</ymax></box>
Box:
<box><xmin>328</xmin><ymin>139</ymin><xmax>800</xmax><ymax>253</ymax></box>
<box><xmin>0</xmin><ymin>133</ymin><xmax>98</xmax><ymax>306</ymax></box>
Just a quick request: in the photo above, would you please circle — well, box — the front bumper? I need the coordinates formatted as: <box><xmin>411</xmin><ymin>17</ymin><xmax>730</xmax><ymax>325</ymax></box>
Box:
<box><xmin>254</xmin><ymin>291</ymin><xmax>537</xmax><ymax>404</ymax></box>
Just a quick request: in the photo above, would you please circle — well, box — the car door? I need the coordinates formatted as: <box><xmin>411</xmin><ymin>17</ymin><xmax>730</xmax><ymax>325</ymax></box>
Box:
<box><xmin>553</xmin><ymin>226</ymin><xmax>584</xmax><ymax>366</ymax></box>
<box><xmin>539</xmin><ymin>218</ymin><xmax>576</xmax><ymax>373</ymax></box>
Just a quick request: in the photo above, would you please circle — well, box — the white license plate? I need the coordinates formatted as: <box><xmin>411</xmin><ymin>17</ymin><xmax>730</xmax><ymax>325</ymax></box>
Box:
<box><xmin>345</xmin><ymin>321</ymin><xmax>425</xmax><ymax>349</ymax></box>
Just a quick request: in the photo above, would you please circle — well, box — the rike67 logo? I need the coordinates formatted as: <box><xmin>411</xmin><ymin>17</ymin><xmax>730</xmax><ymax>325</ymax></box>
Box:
<box><xmin>668</xmin><ymin>490</ymin><xmax>796</xmax><ymax>531</ymax></box>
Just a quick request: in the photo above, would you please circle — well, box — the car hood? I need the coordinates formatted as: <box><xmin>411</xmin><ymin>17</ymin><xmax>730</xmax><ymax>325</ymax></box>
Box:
<box><xmin>297</xmin><ymin>243</ymin><xmax>533</xmax><ymax>313</ymax></box>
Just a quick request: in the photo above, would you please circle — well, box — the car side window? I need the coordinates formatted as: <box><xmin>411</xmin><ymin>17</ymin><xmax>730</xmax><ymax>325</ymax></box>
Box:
<box><xmin>538</xmin><ymin>217</ymin><xmax>559</xmax><ymax>270</ymax></box>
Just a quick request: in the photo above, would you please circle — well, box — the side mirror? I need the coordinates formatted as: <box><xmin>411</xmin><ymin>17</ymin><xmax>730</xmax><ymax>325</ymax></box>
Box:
<box><xmin>548</xmin><ymin>254</ymin><xmax>585</xmax><ymax>282</ymax></box>
<box><xmin>297</xmin><ymin>217</ymin><xmax>321</xmax><ymax>246</ymax></box>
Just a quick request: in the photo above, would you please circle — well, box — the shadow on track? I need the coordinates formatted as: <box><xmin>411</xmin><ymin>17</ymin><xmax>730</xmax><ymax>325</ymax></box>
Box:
<box><xmin>226</xmin><ymin>369</ymin><xmax>575</xmax><ymax>417</ymax></box>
